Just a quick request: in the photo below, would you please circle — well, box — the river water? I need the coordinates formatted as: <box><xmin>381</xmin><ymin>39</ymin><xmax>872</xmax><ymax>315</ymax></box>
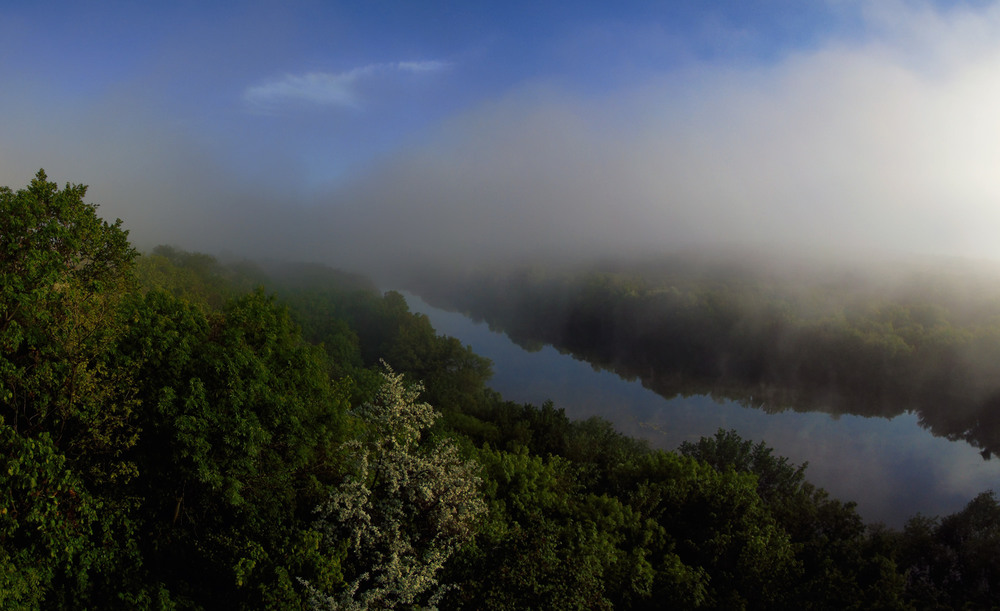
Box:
<box><xmin>400</xmin><ymin>291</ymin><xmax>1000</xmax><ymax>527</ymax></box>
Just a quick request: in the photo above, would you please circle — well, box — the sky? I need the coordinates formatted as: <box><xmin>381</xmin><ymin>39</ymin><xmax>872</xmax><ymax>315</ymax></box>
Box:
<box><xmin>2</xmin><ymin>0</ymin><xmax>1000</xmax><ymax>277</ymax></box>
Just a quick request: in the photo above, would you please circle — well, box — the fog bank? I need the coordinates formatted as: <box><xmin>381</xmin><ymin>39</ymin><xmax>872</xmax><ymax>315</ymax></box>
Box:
<box><xmin>305</xmin><ymin>3</ymin><xmax>1000</xmax><ymax>278</ymax></box>
<box><xmin>4</xmin><ymin>2</ymin><xmax>1000</xmax><ymax>280</ymax></box>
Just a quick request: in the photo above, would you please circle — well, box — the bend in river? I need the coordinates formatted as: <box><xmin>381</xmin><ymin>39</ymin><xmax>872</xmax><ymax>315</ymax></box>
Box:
<box><xmin>399</xmin><ymin>291</ymin><xmax>1000</xmax><ymax>528</ymax></box>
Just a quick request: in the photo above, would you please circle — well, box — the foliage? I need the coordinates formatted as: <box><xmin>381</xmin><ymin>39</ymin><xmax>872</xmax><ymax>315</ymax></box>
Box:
<box><xmin>681</xmin><ymin>428</ymin><xmax>807</xmax><ymax>508</ymax></box>
<box><xmin>304</xmin><ymin>365</ymin><xmax>485</xmax><ymax>609</ymax></box>
<box><xmin>446</xmin><ymin>447</ymin><xmax>637</xmax><ymax>610</ymax></box>
<box><xmin>0</xmin><ymin>169</ymin><xmax>138</xmax><ymax>475</ymax></box>
<box><xmin>682</xmin><ymin>429</ymin><xmax>908</xmax><ymax>608</ymax></box>
<box><xmin>0</xmin><ymin>421</ymin><xmax>96</xmax><ymax>607</ymax></box>
<box><xmin>899</xmin><ymin>491</ymin><xmax>1000</xmax><ymax>608</ymax></box>
<box><xmin>136</xmin><ymin>245</ymin><xmax>266</xmax><ymax>310</ymax></box>
<box><xmin>117</xmin><ymin>287</ymin><xmax>349</xmax><ymax>608</ymax></box>
<box><xmin>0</xmin><ymin>170</ymin><xmax>148</xmax><ymax>606</ymax></box>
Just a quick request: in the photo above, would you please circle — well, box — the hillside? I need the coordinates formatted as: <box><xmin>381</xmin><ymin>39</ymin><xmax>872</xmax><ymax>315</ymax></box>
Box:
<box><xmin>3</xmin><ymin>172</ymin><xmax>999</xmax><ymax>608</ymax></box>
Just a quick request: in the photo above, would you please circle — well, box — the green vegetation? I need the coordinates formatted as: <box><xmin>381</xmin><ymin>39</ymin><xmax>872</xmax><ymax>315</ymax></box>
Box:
<box><xmin>3</xmin><ymin>171</ymin><xmax>1000</xmax><ymax>608</ymax></box>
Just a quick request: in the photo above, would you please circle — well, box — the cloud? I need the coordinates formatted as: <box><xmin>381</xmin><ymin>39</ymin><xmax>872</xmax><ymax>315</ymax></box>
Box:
<box><xmin>288</xmin><ymin>1</ymin><xmax>1000</xmax><ymax>279</ymax></box>
<box><xmin>244</xmin><ymin>71</ymin><xmax>363</xmax><ymax>108</ymax></box>
<box><xmin>6</xmin><ymin>1</ymin><xmax>1000</xmax><ymax>284</ymax></box>
<box><xmin>396</xmin><ymin>60</ymin><xmax>451</xmax><ymax>73</ymax></box>
<box><xmin>243</xmin><ymin>60</ymin><xmax>451</xmax><ymax>111</ymax></box>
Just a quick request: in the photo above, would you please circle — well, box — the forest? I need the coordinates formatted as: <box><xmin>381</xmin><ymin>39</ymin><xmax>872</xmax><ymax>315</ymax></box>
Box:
<box><xmin>3</xmin><ymin>171</ymin><xmax>1000</xmax><ymax>609</ymax></box>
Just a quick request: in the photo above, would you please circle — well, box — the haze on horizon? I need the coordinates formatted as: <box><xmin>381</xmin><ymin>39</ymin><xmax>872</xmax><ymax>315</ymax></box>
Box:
<box><xmin>3</xmin><ymin>1</ymin><xmax>1000</xmax><ymax>280</ymax></box>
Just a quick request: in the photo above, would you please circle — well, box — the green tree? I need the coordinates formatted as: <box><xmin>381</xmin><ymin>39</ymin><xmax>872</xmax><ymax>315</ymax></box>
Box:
<box><xmin>0</xmin><ymin>423</ymin><xmax>97</xmax><ymax>608</ymax></box>
<box><xmin>113</xmin><ymin>287</ymin><xmax>349</xmax><ymax>607</ymax></box>
<box><xmin>0</xmin><ymin>171</ymin><xmax>145</xmax><ymax>606</ymax></box>
<box><xmin>900</xmin><ymin>491</ymin><xmax>1000</xmax><ymax>608</ymax></box>
<box><xmin>447</xmin><ymin>446</ymin><xmax>673</xmax><ymax>610</ymax></box>
<box><xmin>681</xmin><ymin>429</ymin><xmax>908</xmax><ymax>609</ymax></box>
<box><xmin>613</xmin><ymin>449</ymin><xmax>797</xmax><ymax>609</ymax></box>
<box><xmin>0</xmin><ymin>169</ymin><xmax>138</xmax><ymax>469</ymax></box>
<box><xmin>680</xmin><ymin>429</ymin><xmax>808</xmax><ymax>509</ymax></box>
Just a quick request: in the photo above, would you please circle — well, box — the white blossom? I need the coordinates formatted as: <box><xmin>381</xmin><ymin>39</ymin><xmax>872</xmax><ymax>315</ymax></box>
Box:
<box><xmin>303</xmin><ymin>364</ymin><xmax>485</xmax><ymax>609</ymax></box>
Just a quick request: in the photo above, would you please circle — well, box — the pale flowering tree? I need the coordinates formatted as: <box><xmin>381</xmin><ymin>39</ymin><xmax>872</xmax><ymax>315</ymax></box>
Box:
<box><xmin>303</xmin><ymin>364</ymin><xmax>485</xmax><ymax>610</ymax></box>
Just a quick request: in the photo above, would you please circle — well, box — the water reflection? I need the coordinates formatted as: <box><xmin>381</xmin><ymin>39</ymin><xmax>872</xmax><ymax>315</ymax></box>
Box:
<box><xmin>401</xmin><ymin>291</ymin><xmax>1000</xmax><ymax>527</ymax></box>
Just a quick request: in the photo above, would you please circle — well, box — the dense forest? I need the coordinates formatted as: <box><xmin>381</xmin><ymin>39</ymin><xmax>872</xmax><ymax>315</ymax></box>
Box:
<box><xmin>405</xmin><ymin>256</ymin><xmax>1000</xmax><ymax>459</ymax></box>
<box><xmin>3</xmin><ymin>171</ymin><xmax>1000</xmax><ymax>609</ymax></box>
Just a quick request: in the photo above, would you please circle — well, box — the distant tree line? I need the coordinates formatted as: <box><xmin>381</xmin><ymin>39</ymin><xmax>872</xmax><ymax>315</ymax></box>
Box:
<box><xmin>406</xmin><ymin>261</ymin><xmax>1000</xmax><ymax>458</ymax></box>
<box><xmin>2</xmin><ymin>171</ymin><xmax>999</xmax><ymax>608</ymax></box>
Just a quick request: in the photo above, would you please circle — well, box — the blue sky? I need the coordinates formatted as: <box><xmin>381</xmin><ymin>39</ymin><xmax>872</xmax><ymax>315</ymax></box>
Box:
<box><xmin>2</xmin><ymin>1</ymin><xmax>1000</xmax><ymax>273</ymax></box>
<box><xmin>1</xmin><ymin>1</ymin><xmax>855</xmax><ymax>181</ymax></box>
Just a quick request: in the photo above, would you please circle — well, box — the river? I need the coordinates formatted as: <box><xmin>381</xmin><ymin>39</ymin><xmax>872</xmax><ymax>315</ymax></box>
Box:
<box><xmin>400</xmin><ymin>291</ymin><xmax>1000</xmax><ymax>527</ymax></box>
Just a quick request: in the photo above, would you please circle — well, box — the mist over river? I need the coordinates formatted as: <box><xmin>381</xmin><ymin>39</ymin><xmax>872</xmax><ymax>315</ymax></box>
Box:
<box><xmin>400</xmin><ymin>291</ymin><xmax>1000</xmax><ymax>527</ymax></box>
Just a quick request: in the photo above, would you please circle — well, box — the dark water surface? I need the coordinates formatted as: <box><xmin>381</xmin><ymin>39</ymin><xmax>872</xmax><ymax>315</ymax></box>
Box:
<box><xmin>400</xmin><ymin>291</ymin><xmax>1000</xmax><ymax>527</ymax></box>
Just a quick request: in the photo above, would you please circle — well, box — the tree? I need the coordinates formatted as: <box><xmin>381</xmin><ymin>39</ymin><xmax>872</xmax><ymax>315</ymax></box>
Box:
<box><xmin>0</xmin><ymin>171</ymin><xmax>143</xmax><ymax>606</ymax></box>
<box><xmin>446</xmin><ymin>446</ymin><xmax>666</xmax><ymax>610</ymax></box>
<box><xmin>681</xmin><ymin>430</ymin><xmax>908</xmax><ymax>608</ymax></box>
<box><xmin>0</xmin><ymin>169</ymin><xmax>138</xmax><ymax>465</ymax></box>
<box><xmin>612</xmin><ymin>449</ymin><xmax>797</xmax><ymax>609</ymax></box>
<box><xmin>116</xmin><ymin>287</ymin><xmax>348</xmax><ymax>608</ymax></box>
<box><xmin>900</xmin><ymin>491</ymin><xmax>1000</xmax><ymax>607</ymax></box>
<box><xmin>0</xmin><ymin>423</ymin><xmax>96</xmax><ymax>608</ymax></box>
<box><xmin>304</xmin><ymin>365</ymin><xmax>485</xmax><ymax>609</ymax></box>
<box><xmin>680</xmin><ymin>429</ymin><xmax>808</xmax><ymax>507</ymax></box>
